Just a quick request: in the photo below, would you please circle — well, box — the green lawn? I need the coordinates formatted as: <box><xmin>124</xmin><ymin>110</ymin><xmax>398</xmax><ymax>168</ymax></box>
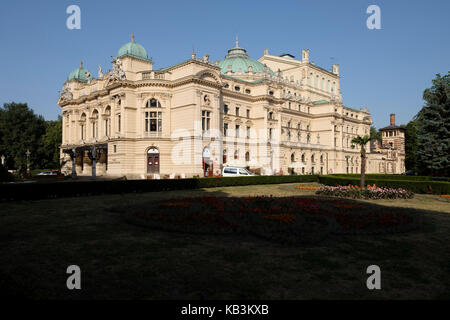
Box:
<box><xmin>1</xmin><ymin>183</ymin><xmax>449</xmax><ymax>299</ymax></box>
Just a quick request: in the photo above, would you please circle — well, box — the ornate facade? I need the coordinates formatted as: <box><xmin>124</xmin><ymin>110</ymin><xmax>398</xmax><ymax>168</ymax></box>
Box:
<box><xmin>58</xmin><ymin>35</ymin><xmax>405</xmax><ymax>178</ymax></box>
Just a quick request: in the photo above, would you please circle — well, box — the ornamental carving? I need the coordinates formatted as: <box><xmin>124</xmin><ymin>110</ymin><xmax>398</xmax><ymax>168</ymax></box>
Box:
<box><xmin>58</xmin><ymin>82</ymin><xmax>73</xmax><ymax>102</ymax></box>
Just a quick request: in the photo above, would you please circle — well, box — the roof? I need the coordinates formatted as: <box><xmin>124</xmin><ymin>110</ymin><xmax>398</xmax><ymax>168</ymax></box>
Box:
<box><xmin>379</xmin><ymin>125</ymin><xmax>405</xmax><ymax>131</ymax></box>
<box><xmin>118</xmin><ymin>36</ymin><xmax>151</xmax><ymax>61</ymax></box>
<box><xmin>312</xmin><ymin>100</ymin><xmax>330</xmax><ymax>105</ymax></box>
<box><xmin>218</xmin><ymin>41</ymin><xmax>274</xmax><ymax>75</ymax></box>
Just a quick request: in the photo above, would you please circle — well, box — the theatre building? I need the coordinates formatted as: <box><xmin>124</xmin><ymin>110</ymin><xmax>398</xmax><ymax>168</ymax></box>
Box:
<box><xmin>58</xmin><ymin>35</ymin><xmax>405</xmax><ymax>178</ymax></box>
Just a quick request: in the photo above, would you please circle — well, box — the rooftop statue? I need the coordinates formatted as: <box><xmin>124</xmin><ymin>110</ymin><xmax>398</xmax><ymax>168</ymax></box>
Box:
<box><xmin>59</xmin><ymin>82</ymin><xmax>73</xmax><ymax>101</ymax></box>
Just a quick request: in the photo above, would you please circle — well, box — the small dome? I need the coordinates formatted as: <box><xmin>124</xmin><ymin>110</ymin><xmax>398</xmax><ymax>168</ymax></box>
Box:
<box><xmin>68</xmin><ymin>62</ymin><xmax>90</xmax><ymax>83</ymax></box>
<box><xmin>118</xmin><ymin>34</ymin><xmax>149</xmax><ymax>61</ymax></box>
<box><xmin>218</xmin><ymin>39</ymin><xmax>273</xmax><ymax>75</ymax></box>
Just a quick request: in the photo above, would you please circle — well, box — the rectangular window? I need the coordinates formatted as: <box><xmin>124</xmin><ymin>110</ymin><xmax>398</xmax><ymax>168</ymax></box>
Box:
<box><xmin>246</xmin><ymin>126</ymin><xmax>250</xmax><ymax>139</ymax></box>
<box><xmin>246</xmin><ymin>109</ymin><xmax>250</xmax><ymax>118</ymax></box>
<box><xmin>224</xmin><ymin>123</ymin><xmax>228</xmax><ymax>136</ymax></box>
<box><xmin>235</xmin><ymin>125</ymin><xmax>240</xmax><ymax>137</ymax></box>
<box><xmin>224</xmin><ymin>104</ymin><xmax>229</xmax><ymax>115</ymax></box>
<box><xmin>145</xmin><ymin>111</ymin><xmax>162</xmax><ymax>132</ymax></box>
<box><xmin>202</xmin><ymin>111</ymin><xmax>210</xmax><ymax>132</ymax></box>
<box><xmin>118</xmin><ymin>114</ymin><xmax>121</xmax><ymax>132</ymax></box>
<box><xmin>236</xmin><ymin>107</ymin><xmax>240</xmax><ymax>117</ymax></box>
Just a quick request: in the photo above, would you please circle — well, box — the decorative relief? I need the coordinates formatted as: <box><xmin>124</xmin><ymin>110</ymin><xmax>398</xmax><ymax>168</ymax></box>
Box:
<box><xmin>58</xmin><ymin>82</ymin><xmax>73</xmax><ymax>102</ymax></box>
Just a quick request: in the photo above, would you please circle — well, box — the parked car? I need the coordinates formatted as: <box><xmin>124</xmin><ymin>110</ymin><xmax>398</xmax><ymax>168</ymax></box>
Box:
<box><xmin>222</xmin><ymin>167</ymin><xmax>256</xmax><ymax>177</ymax></box>
<box><xmin>34</xmin><ymin>171</ymin><xmax>57</xmax><ymax>176</ymax></box>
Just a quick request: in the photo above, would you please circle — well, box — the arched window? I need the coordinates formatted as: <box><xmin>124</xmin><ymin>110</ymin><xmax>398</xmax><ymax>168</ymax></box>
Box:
<box><xmin>291</xmin><ymin>153</ymin><xmax>295</xmax><ymax>163</ymax></box>
<box><xmin>80</xmin><ymin>113</ymin><xmax>86</xmax><ymax>140</ymax></box>
<box><xmin>311</xmin><ymin>154</ymin><xmax>315</xmax><ymax>163</ymax></box>
<box><xmin>301</xmin><ymin>154</ymin><xmax>305</xmax><ymax>162</ymax></box>
<box><xmin>146</xmin><ymin>98</ymin><xmax>162</xmax><ymax>108</ymax></box>
<box><xmin>315</xmin><ymin>75</ymin><xmax>319</xmax><ymax>87</ymax></box>
<box><xmin>320</xmin><ymin>155</ymin><xmax>323</xmax><ymax>163</ymax></box>
<box><xmin>92</xmin><ymin>110</ymin><xmax>99</xmax><ymax>138</ymax></box>
<box><xmin>308</xmin><ymin>73</ymin><xmax>313</xmax><ymax>86</ymax></box>
<box><xmin>104</xmin><ymin>106</ymin><xmax>111</xmax><ymax>137</ymax></box>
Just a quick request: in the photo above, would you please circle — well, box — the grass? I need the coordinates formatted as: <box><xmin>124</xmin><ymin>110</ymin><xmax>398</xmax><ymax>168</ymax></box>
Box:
<box><xmin>0</xmin><ymin>183</ymin><xmax>449</xmax><ymax>299</ymax></box>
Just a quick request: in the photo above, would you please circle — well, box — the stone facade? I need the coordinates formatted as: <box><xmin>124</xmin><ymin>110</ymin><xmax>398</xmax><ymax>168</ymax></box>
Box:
<box><xmin>58</xmin><ymin>36</ymin><xmax>405</xmax><ymax>179</ymax></box>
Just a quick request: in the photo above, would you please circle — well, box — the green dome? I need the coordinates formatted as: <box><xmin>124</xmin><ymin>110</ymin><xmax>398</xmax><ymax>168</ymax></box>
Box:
<box><xmin>118</xmin><ymin>35</ymin><xmax>149</xmax><ymax>61</ymax></box>
<box><xmin>68</xmin><ymin>62</ymin><xmax>90</xmax><ymax>83</ymax></box>
<box><xmin>218</xmin><ymin>42</ymin><xmax>273</xmax><ymax>75</ymax></box>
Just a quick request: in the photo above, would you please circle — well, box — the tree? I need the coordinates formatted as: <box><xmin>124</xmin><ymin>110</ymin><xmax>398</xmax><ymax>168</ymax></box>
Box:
<box><xmin>415</xmin><ymin>72</ymin><xmax>450</xmax><ymax>176</ymax></box>
<box><xmin>39</xmin><ymin>116</ymin><xmax>62</xmax><ymax>169</ymax></box>
<box><xmin>405</xmin><ymin>120</ymin><xmax>418</xmax><ymax>172</ymax></box>
<box><xmin>0</xmin><ymin>103</ymin><xmax>46</xmax><ymax>172</ymax></box>
<box><xmin>351</xmin><ymin>135</ymin><xmax>372</xmax><ymax>188</ymax></box>
<box><xmin>370</xmin><ymin>126</ymin><xmax>381</xmax><ymax>141</ymax></box>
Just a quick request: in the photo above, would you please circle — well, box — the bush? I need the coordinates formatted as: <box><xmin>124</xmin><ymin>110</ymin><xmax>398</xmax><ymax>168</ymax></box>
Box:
<box><xmin>316</xmin><ymin>185</ymin><xmax>414</xmax><ymax>199</ymax></box>
<box><xmin>0</xmin><ymin>165</ymin><xmax>13</xmax><ymax>182</ymax></box>
<box><xmin>0</xmin><ymin>175</ymin><xmax>319</xmax><ymax>202</ymax></box>
<box><xmin>318</xmin><ymin>175</ymin><xmax>450</xmax><ymax>195</ymax></box>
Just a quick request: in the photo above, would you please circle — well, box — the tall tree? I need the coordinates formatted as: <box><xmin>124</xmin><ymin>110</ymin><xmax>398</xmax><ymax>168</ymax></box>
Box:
<box><xmin>370</xmin><ymin>126</ymin><xmax>381</xmax><ymax>141</ymax></box>
<box><xmin>351</xmin><ymin>135</ymin><xmax>372</xmax><ymax>188</ymax></box>
<box><xmin>416</xmin><ymin>72</ymin><xmax>450</xmax><ymax>176</ymax></box>
<box><xmin>405</xmin><ymin>120</ymin><xmax>418</xmax><ymax>172</ymax></box>
<box><xmin>0</xmin><ymin>103</ymin><xmax>46</xmax><ymax>172</ymax></box>
<box><xmin>39</xmin><ymin>116</ymin><xmax>62</xmax><ymax>169</ymax></box>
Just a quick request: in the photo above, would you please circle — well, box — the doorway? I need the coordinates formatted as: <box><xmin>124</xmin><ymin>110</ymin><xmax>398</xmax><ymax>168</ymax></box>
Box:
<box><xmin>147</xmin><ymin>147</ymin><xmax>160</xmax><ymax>174</ymax></box>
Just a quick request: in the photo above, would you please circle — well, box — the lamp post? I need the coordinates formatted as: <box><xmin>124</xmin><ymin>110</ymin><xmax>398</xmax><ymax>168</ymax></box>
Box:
<box><xmin>26</xmin><ymin>149</ymin><xmax>31</xmax><ymax>175</ymax></box>
<box><xmin>1</xmin><ymin>155</ymin><xmax>5</xmax><ymax>166</ymax></box>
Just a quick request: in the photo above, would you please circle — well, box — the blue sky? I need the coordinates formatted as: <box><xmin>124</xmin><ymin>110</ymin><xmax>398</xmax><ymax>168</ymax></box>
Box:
<box><xmin>0</xmin><ymin>0</ymin><xmax>449</xmax><ymax>129</ymax></box>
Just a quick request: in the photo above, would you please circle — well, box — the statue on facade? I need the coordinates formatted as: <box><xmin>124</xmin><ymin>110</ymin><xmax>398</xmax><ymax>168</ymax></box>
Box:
<box><xmin>85</xmin><ymin>70</ymin><xmax>92</xmax><ymax>84</ymax></box>
<box><xmin>98</xmin><ymin>65</ymin><xmax>103</xmax><ymax>78</ymax></box>
<box><xmin>104</xmin><ymin>56</ymin><xmax>126</xmax><ymax>87</ymax></box>
<box><xmin>58</xmin><ymin>82</ymin><xmax>73</xmax><ymax>101</ymax></box>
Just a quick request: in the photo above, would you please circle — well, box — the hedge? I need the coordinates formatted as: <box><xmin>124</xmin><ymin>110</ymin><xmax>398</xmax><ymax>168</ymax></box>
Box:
<box><xmin>318</xmin><ymin>175</ymin><xmax>450</xmax><ymax>195</ymax></box>
<box><xmin>0</xmin><ymin>175</ymin><xmax>319</xmax><ymax>202</ymax></box>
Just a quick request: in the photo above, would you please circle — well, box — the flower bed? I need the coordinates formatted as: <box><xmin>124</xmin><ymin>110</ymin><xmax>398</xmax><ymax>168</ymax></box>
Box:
<box><xmin>315</xmin><ymin>184</ymin><xmax>414</xmax><ymax>200</ymax></box>
<box><xmin>120</xmin><ymin>196</ymin><xmax>422</xmax><ymax>245</ymax></box>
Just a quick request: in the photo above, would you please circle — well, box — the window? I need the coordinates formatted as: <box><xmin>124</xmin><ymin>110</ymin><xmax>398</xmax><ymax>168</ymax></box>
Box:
<box><xmin>146</xmin><ymin>98</ymin><xmax>161</xmax><ymax>108</ymax></box>
<box><xmin>80</xmin><ymin>113</ymin><xmax>86</xmax><ymax>140</ymax></box>
<box><xmin>268</xmin><ymin>112</ymin><xmax>274</xmax><ymax>120</ymax></box>
<box><xmin>245</xmin><ymin>89</ymin><xmax>251</xmax><ymax>94</ymax></box>
<box><xmin>291</xmin><ymin>153</ymin><xmax>295</xmax><ymax>162</ymax></box>
<box><xmin>311</xmin><ymin>155</ymin><xmax>315</xmax><ymax>163</ymax></box>
<box><xmin>234</xmin><ymin>86</ymin><xmax>240</xmax><ymax>91</ymax></box>
<box><xmin>301</xmin><ymin>154</ymin><xmax>305</xmax><ymax>162</ymax></box>
<box><xmin>104</xmin><ymin>106</ymin><xmax>111</xmax><ymax>137</ymax></box>
<box><xmin>224</xmin><ymin>104</ymin><xmax>229</xmax><ymax>114</ymax></box>
<box><xmin>223</xmin><ymin>123</ymin><xmax>228</xmax><ymax>136</ymax></box>
<box><xmin>224</xmin><ymin>83</ymin><xmax>229</xmax><ymax>89</ymax></box>
<box><xmin>320</xmin><ymin>155</ymin><xmax>323</xmax><ymax>163</ymax></box>
<box><xmin>223</xmin><ymin>150</ymin><xmax>227</xmax><ymax>163</ymax></box>
<box><xmin>269</xmin><ymin>128</ymin><xmax>273</xmax><ymax>140</ymax></box>
<box><xmin>246</xmin><ymin>109</ymin><xmax>250</xmax><ymax>118</ymax></box>
<box><xmin>236</xmin><ymin>107</ymin><xmax>240</xmax><ymax>117</ymax></box>
<box><xmin>269</xmin><ymin>91</ymin><xmax>274</xmax><ymax>96</ymax></box>
<box><xmin>145</xmin><ymin>111</ymin><xmax>162</xmax><ymax>132</ymax></box>
<box><xmin>245</xmin><ymin>152</ymin><xmax>250</xmax><ymax>162</ymax></box>
<box><xmin>334</xmin><ymin>137</ymin><xmax>337</xmax><ymax>147</ymax></box>
<box><xmin>234</xmin><ymin>150</ymin><xmax>239</xmax><ymax>159</ymax></box>
<box><xmin>224</xmin><ymin>167</ymin><xmax>237</xmax><ymax>174</ymax></box>
<box><xmin>246</xmin><ymin>126</ymin><xmax>250</xmax><ymax>138</ymax></box>
<box><xmin>113</xmin><ymin>145</ymin><xmax>117</xmax><ymax>153</ymax></box>
<box><xmin>239</xmin><ymin>168</ymin><xmax>249</xmax><ymax>175</ymax></box>
<box><xmin>307</xmin><ymin>133</ymin><xmax>311</xmax><ymax>144</ymax></box>
<box><xmin>235</xmin><ymin>125</ymin><xmax>240</xmax><ymax>137</ymax></box>
<box><xmin>202</xmin><ymin>111</ymin><xmax>211</xmax><ymax>132</ymax></box>
<box><xmin>118</xmin><ymin>114</ymin><xmax>121</xmax><ymax>132</ymax></box>
<box><xmin>287</xmin><ymin>130</ymin><xmax>291</xmax><ymax>141</ymax></box>
<box><xmin>92</xmin><ymin>110</ymin><xmax>99</xmax><ymax>138</ymax></box>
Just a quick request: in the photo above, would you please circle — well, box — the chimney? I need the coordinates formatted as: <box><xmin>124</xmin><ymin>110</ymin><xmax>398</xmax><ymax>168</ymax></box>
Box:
<box><xmin>390</xmin><ymin>114</ymin><xmax>395</xmax><ymax>126</ymax></box>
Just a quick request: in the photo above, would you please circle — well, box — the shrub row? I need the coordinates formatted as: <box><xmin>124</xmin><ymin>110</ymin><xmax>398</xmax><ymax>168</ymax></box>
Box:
<box><xmin>318</xmin><ymin>175</ymin><xmax>450</xmax><ymax>195</ymax></box>
<box><xmin>329</xmin><ymin>174</ymin><xmax>434</xmax><ymax>181</ymax></box>
<box><xmin>0</xmin><ymin>175</ymin><xmax>318</xmax><ymax>202</ymax></box>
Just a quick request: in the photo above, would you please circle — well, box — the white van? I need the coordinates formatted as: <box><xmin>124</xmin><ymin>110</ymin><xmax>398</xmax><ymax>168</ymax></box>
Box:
<box><xmin>222</xmin><ymin>167</ymin><xmax>255</xmax><ymax>177</ymax></box>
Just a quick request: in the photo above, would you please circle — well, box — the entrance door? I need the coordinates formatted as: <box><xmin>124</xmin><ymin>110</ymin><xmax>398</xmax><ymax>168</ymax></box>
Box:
<box><xmin>147</xmin><ymin>147</ymin><xmax>160</xmax><ymax>174</ymax></box>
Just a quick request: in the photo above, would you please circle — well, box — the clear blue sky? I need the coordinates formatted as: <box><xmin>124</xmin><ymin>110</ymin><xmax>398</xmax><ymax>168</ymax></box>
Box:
<box><xmin>0</xmin><ymin>0</ymin><xmax>449</xmax><ymax>129</ymax></box>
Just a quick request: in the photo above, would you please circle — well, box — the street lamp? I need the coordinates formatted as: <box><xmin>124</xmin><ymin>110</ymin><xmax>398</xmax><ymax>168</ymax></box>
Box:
<box><xmin>1</xmin><ymin>155</ymin><xmax>5</xmax><ymax>166</ymax></box>
<box><xmin>26</xmin><ymin>149</ymin><xmax>31</xmax><ymax>175</ymax></box>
